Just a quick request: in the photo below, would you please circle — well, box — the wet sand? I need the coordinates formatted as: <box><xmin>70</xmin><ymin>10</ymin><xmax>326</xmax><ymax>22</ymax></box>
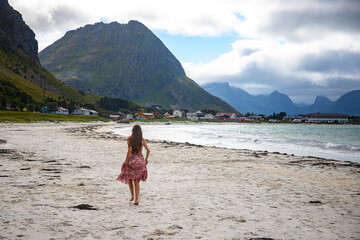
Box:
<box><xmin>0</xmin><ymin>122</ymin><xmax>359</xmax><ymax>239</ymax></box>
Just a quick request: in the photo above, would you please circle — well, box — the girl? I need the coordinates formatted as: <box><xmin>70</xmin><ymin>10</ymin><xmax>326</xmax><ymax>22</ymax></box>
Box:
<box><xmin>117</xmin><ymin>124</ymin><xmax>150</xmax><ymax>205</ymax></box>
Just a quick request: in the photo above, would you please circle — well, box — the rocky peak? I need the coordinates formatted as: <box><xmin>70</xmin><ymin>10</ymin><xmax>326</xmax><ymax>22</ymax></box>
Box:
<box><xmin>0</xmin><ymin>0</ymin><xmax>39</xmax><ymax>63</ymax></box>
<box><xmin>314</xmin><ymin>96</ymin><xmax>332</xmax><ymax>106</ymax></box>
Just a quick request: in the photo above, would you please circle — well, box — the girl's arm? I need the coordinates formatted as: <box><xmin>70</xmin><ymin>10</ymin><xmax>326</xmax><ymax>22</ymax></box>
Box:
<box><xmin>143</xmin><ymin>138</ymin><xmax>150</xmax><ymax>164</ymax></box>
<box><xmin>123</xmin><ymin>137</ymin><xmax>132</xmax><ymax>166</ymax></box>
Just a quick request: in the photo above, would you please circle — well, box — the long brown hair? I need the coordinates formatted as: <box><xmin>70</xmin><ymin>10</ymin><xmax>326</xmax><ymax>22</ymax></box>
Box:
<box><xmin>130</xmin><ymin>124</ymin><xmax>142</xmax><ymax>154</ymax></box>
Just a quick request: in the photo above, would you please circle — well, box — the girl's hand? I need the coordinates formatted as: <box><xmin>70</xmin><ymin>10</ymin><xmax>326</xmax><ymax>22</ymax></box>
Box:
<box><xmin>122</xmin><ymin>161</ymin><xmax>127</xmax><ymax>167</ymax></box>
<box><xmin>145</xmin><ymin>160</ymin><xmax>148</xmax><ymax>165</ymax></box>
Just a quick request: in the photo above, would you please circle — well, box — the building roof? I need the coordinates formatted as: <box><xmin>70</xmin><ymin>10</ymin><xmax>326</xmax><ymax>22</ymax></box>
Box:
<box><xmin>303</xmin><ymin>113</ymin><xmax>349</xmax><ymax>118</ymax></box>
<box><xmin>216</xmin><ymin>113</ymin><xmax>234</xmax><ymax>116</ymax></box>
<box><xmin>57</xmin><ymin>107</ymin><xmax>68</xmax><ymax>111</ymax></box>
<box><xmin>137</xmin><ymin>113</ymin><xmax>153</xmax><ymax>116</ymax></box>
<box><xmin>75</xmin><ymin>108</ymin><xmax>97</xmax><ymax>113</ymax></box>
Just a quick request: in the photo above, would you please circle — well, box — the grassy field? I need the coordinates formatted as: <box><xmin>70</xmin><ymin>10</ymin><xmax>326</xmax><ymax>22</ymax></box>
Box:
<box><xmin>0</xmin><ymin>111</ymin><xmax>111</xmax><ymax>123</ymax></box>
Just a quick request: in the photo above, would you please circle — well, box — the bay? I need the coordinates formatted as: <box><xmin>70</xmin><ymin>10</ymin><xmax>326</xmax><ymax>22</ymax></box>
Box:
<box><xmin>112</xmin><ymin>123</ymin><xmax>360</xmax><ymax>163</ymax></box>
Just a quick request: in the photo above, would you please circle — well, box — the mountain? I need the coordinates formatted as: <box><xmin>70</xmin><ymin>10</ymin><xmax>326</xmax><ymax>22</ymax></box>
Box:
<box><xmin>300</xmin><ymin>96</ymin><xmax>333</xmax><ymax>114</ymax></box>
<box><xmin>0</xmin><ymin>0</ymin><xmax>38</xmax><ymax>63</ymax></box>
<box><xmin>314</xmin><ymin>96</ymin><xmax>333</xmax><ymax>109</ymax></box>
<box><xmin>203</xmin><ymin>82</ymin><xmax>360</xmax><ymax>115</ymax></box>
<box><xmin>329</xmin><ymin>90</ymin><xmax>360</xmax><ymax>116</ymax></box>
<box><xmin>203</xmin><ymin>82</ymin><xmax>299</xmax><ymax>115</ymax></box>
<box><xmin>39</xmin><ymin>21</ymin><xmax>237</xmax><ymax>112</ymax></box>
<box><xmin>0</xmin><ymin>0</ymin><xmax>96</xmax><ymax>108</ymax></box>
<box><xmin>203</xmin><ymin>82</ymin><xmax>268</xmax><ymax>114</ymax></box>
<box><xmin>256</xmin><ymin>90</ymin><xmax>298</xmax><ymax>115</ymax></box>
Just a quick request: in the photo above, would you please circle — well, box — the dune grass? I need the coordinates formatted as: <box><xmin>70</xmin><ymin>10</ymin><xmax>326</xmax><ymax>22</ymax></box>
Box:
<box><xmin>0</xmin><ymin>111</ymin><xmax>110</xmax><ymax>123</ymax></box>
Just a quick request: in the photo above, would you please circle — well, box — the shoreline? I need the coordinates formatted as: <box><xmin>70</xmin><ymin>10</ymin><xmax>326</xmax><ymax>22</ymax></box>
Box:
<box><xmin>1</xmin><ymin>122</ymin><xmax>359</xmax><ymax>239</ymax></box>
<box><xmin>110</xmin><ymin>122</ymin><xmax>360</xmax><ymax>163</ymax></box>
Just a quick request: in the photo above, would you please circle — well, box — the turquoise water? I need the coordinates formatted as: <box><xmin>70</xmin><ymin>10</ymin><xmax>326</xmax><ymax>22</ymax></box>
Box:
<box><xmin>113</xmin><ymin>123</ymin><xmax>360</xmax><ymax>162</ymax></box>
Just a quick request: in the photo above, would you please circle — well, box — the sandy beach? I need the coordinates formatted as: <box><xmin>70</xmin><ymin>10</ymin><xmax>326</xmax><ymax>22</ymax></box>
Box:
<box><xmin>0</xmin><ymin>122</ymin><xmax>359</xmax><ymax>240</ymax></box>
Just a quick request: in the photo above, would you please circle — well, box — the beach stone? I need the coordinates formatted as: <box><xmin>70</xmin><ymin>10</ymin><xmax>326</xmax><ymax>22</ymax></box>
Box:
<box><xmin>249</xmin><ymin>238</ymin><xmax>274</xmax><ymax>240</ymax></box>
<box><xmin>78</xmin><ymin>165</ymin><xmax>91</xmax><ymax>169</ymax></box>
<box><xmin>0</xmin><ymin>149</ymin><xmax>13</xmax><ymax>154</ymax></box>
<box><xmin>71</xmin><ymin>204</ymin><xmax>97</xmax><ymax>210</ymax></box>
<box><xmin>168</xmin><ymin>225</ymin><xmax>183</xmax><ymax>230</ymax></box>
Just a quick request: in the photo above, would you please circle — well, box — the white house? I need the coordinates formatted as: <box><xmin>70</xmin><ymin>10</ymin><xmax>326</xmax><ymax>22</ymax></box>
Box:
<box><xmin>215</xmin><ymin>113</ymin><xmax>236</xmax><ymax>120</ymax></box>
<box><xmin>126</xmin><ymin>114</ymin><xmax>134</xmax><ymax>120</ymax></box>
<box><xmin>110</xmin><ymin>112</ymin><xmax>126</xmax><ymax>119</ymax></box>
<box><xmin>283</xmin><ymin>115</ymin><xmax>302</xmax><ymax>122</ymax></box>
<box><xmin>173</xmin><ymin>110</ymin><xmax>182</xmax><ymax>118</ymax></box>
<box><xmin>74</xmin><ymin>108</ymin><xmax>98</xmax><ymax>116</ymax></box>
<box><xmin>202</xmin><ymin>113</ymin><xmax>214</xmax><ymax>120</ymax></box>
<box><xmin>186</xmin><ymin>112</ymin><xmax>198</xmax><ymax>120</ymax></box>
<box><xmin>239</xmin><ymin>115</ymin><xmax>264</xmax><ymax>121</ymax></box>
<box><xmin>56</xmin><ymin>107</ymin><xmax>69</xmax><ymax>115</ymax></box>
<box><xmin>303</xmin><ymin>113</ymin><xmax>348</xmax><ymax>123</ymax></box>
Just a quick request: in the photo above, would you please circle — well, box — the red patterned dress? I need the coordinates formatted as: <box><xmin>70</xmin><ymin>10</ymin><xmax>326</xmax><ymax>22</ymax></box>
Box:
<box><xmin>117</xmin><ymin>139</ymin><xmax>147</xmax><ymax>184</ymax></box>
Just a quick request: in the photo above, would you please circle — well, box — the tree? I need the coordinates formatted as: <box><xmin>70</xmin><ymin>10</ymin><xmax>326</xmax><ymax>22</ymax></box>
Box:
<box><xmin>0</xmin><ymin>96</ymin><xmax>7</xmax><ymax>110</ymax></box>
<box><xmin>268</xmin><ymin>112</ymin><xmax>287</xmax><ymax>120</ymax></box>
<box><xmin>245</xmin><ymin>112</ymin><xmax>255</xmax><ymax>117</ymax></box>
<box><xmin>46</xmin><ymin>102</ymin><xmax>58</xmax><ymax>113</ymax></box>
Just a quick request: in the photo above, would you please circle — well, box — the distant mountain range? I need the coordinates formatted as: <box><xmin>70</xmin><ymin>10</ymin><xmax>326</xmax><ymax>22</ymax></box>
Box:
<box><xmin>203</xmin><ymin>82</ymin><xmax>360</xmax><ymax>115</ymax></box>
<box><xmin>39</xmin><ymin>21</ymin><xmax>237</xmax><ymax>112</ymax></box>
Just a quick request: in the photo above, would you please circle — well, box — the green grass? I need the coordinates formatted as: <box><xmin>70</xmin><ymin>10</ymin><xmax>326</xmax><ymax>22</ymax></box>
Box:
<box><xmin>0</xmin><ymin>111</ymin><xmax>111</xmax><ymax>123</ymax></box>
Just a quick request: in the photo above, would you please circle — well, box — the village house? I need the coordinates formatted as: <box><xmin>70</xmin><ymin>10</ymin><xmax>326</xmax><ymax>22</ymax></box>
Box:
<box><xmin>153</xmin><ymin>111</ymin><xmax>161</xmax><ymax>119</ymax></box>
<box><xmin>73</xmin><ymin>108</ymin><xmax>98</xmax><ymax>116</ymax></box>
<box><xmin>126</xmin><ymin>114</ymin><xmax>134</xmax><ymax>120</ymax></box>
<box><xmin>164</xmin><ymin>112</ymin><xmax>174</xmax><ymax>118</ymax></box>
<box><xmin>239</xmin><ymin>116</ymin><xmax>254</xmax><ymax>121</ymax></box>
<box><xmin>56</xmin><ymin>107</ymin><xmax>69</xmax><ymax>115</ymax></box>
<box><xmin>186</xmin><ymin>110</ymin><xmax>214</xmax><ymax>121</ymax></box>
<box><xmin>269</xmin><ymin>119</ymin><xmax>279</xmax><ymax>122</ymax></box>
<box><xmin>195</xmin><ymin>110</ymin><xmax>204</xmax><ymax>119</ymax></box>
<box><xmin>186</xmin><ymin>112</ymin><xmax>198</xmax><ymax>120</ymax></box>
<box><xmin>136</xmin><ymin>113</ymin><xmax>154</xmax><ymax>119</ymax></box>
<box><xmin>173</xmin><ymin>110</ymin><xmax>182</xmax><ymax>118</ymax></box>
<box><xmin>239</xmin><ymin>115</ymin><xmax>264</xmax><ymax>121</ymax></box>
<box><xmin>283</xmin><ymin>115</ymin><xmax>303</xmax><ymax>122</ymax></box>
<box><xmin>303</xmin><ymin>113</ymin><xmax>349</xmax><ymax>123</ymax></box>
<box><xmin>201</xmin><ymin>113</ymin><xmax>215</xmax><ymax>120</ymax></box>
<box><xmin>40</xmin><ymin>107</ymin><xmax>52</xmax><ymax>114</ymax></box>
<box><xmin>215</xmin><ymin>113</ymin><xmax>236</xmax><ymax>120</ymax></box>
<box><xmin>110</xmin><ymin>112</ymin><xmax>126</xmax><ymax>119</ymax></box>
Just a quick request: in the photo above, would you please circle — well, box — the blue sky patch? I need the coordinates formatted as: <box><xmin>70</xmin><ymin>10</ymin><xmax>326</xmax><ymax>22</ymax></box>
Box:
<box><xmin>153</xmin><ymin>30</ymin><xmax>238</xmax><ymax>63</ymax></box>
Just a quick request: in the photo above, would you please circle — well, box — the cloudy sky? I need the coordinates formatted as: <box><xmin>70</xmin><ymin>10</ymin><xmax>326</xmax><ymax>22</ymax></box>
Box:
<box><xmin>9</xmin><ymin>0</ymin><xmax>360</xmax><ymax>104</ymax></box>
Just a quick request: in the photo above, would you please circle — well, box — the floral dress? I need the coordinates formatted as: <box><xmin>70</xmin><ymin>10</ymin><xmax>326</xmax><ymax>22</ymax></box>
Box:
<box><xmin>117</xmin><ymin>139</ymin><xmax>147</xmax><ymax>184</ymax></box>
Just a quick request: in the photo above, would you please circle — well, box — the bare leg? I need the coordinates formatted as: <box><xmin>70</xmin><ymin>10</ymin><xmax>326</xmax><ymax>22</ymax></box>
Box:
<box><xmin>134</xmin><ymin>179</ymin><xmax>140</xmax><ymax>205</ymax></box>
<box><xmin>128</xmin><ymin>179</ymin><xmax>134</xmax><ymax>201</ymax></box>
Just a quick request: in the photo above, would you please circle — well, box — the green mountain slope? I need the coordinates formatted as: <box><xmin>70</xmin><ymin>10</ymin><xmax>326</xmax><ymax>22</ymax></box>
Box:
<box><xmin>39</xmin><ymin>21</ymin><xmax>237</xmax><ymax>112</ymax></box>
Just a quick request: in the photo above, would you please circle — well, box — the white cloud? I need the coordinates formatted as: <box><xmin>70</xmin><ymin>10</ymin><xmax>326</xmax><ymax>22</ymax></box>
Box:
<box><xmin>8</xmin><ymin>0</ymin><xmax>360</xmax><ymax>103</ymax></box>
<box><xmin>183</xmin><ymin>32</ymin><xmax>360</xmax><ymax>101</ymax></box>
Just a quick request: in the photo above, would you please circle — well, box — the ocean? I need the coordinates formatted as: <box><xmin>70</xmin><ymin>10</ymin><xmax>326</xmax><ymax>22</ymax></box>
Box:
<box><xmin>111</xmin><ymin>123</ymin><xmax>360</xmax><ymax>163</ymax></box>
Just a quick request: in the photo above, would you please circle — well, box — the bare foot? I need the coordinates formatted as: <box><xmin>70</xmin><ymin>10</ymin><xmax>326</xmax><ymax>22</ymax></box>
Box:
<box><xmin>134</xmin><ymin>199</ymin><xmax>139</xmax><ymax>205</ymax></box>
<box><xmin>129</xmin><ymin>197</ymin><xmax>134</xmax><ymax>201</ymax></box>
